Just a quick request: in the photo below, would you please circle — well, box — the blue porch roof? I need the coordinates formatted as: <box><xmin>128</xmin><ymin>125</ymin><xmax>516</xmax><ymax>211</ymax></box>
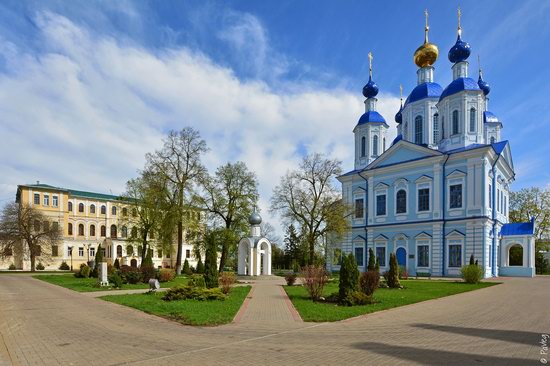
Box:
<box><xmin>501</xmin><ymin>220</ymin><xmax>535</xmax><ymax>236</ymax></box>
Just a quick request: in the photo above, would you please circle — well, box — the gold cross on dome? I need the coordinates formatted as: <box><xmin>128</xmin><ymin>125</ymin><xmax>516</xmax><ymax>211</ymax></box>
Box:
<box><xmin>458</xmin><ymin>7</ymin><xmax>462</xmax><ymax>30</ymax></box>
<box><xmin>399</xmin><ymin>84</ymin><xmax>403</xmax><ymax>99</ymax></box>
<box><xmin>368</xmin><ymin>52</ymin><xmax>373</xmax><ymax>77</ymax></box>
<box><xmin>424</xmin><ymin>9</ymin><xmax>429</xmax><ymax>29</ymax></box>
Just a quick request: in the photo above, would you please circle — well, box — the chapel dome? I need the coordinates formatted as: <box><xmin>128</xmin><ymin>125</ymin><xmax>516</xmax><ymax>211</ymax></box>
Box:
<box><xmin>362</xmin><ymin>76</ymin><xmax>379</xmax><ymax>99</ymax></box>
<box><xmin>448</xmin><ymin>34</ymin><xmax>471</xmax><ymax>64</ymax></box>
<box><xmin>249</xmin><ymin>212</ymin><xmax>262</xmax><ymax>225</ymax></box>
<box><xmin>414</xmin><ymin>42</ymin><xmax>439</xmax><ymax>68</ymax></box>
<box><xmin>477</xmin><ymin>74</ymin><xmax>491</xmax><ymax>96</ymax></box>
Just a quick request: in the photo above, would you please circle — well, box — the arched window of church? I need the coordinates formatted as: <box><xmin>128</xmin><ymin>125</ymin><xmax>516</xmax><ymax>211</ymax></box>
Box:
<box><xmin>490</xmin><ymin>136</ymin><xmax>495</xmax><ymax>144</ymax></box>
<box><xmin>414</xmin><ymin>116</ymin><xmax>423</xmax><ymax>144</ymax></box>
<box><xmin>469</xmin><ymin>108</ymin><xmax>476</xmax><ymax>132</ymax></box>
<box><xmin>433</xmin><ymin>114</ymin><xmax>439</xmax><ymax>142</ymax></box>
<box><xmin>441</xmin><ymin>116</ymin><xmax>445</xmax><ymax>139</ymax></box>
<box><xmin>361</xmin><ymin>136</ymin><xmax>366</xmax><ymax>157</ymax></box>
<box><xmin>452</xmin><ymin>110</ymin><xmax>459</xmax><ymax>135</ymax></box>
<box><xmin>373</xmin><ymin>135</ymin><xmax>378</xmax><ymax>156</ymax></box>
<box><xmin>383</xmin><ymin>138</ymin><xmax>386</xmax><ymax>152</ymax></box>
<box><xmin>396</xmin><ymin>189</ymin><xmax>407</xmax><ymax>214</ymax></box>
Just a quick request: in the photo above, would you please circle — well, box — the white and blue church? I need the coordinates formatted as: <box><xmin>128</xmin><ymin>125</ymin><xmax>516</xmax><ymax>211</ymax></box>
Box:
<box><xmin>336</xmin><ymin>12</ymin><xmax>535</xmax><ymax>278</ymax></box>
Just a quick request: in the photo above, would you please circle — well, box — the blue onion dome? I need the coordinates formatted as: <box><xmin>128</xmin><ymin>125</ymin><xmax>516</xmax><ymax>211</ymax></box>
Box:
<box><xmin>394</xmin><ymin>106</ymin><xmax>403</xmax><ymax>124</ymax></box>
<box><xmin>249</xmin><ymin>211</ymin><xmax>262</xmax><ymax>225</ymax></box>
<box><xmin>448</xmin><ymin>33</ymin><xmax>471</xmax><ymax>63</ymax></box>
<box><xmin>478</xmin><ymin>73</ymin><xmax>491</xmax><ymax>96</ymax></box>
<box><xmin>362</xmin><ymin>76</ymin><xmax>379</xmax><ymax>98</ymax></box>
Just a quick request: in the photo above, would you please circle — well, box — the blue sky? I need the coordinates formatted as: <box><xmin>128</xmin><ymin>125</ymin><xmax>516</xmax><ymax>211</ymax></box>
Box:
<box><xmin>0</xmin><ymin>0</ymin><xmax>549</xmax><ymax>234</ymax></box>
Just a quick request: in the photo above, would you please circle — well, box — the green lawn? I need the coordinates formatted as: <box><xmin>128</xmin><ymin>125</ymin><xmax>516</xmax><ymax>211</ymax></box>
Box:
<box><xmin>33</xmin><ymin>274</ymin><xmax>189</xmax><ymax>292</ymax></box>
<box><xmin>101</xmin><ymin>286</ymin><xmax>251</xmax><ymax>326</ymax></box>
<box><xmin>285</xmin><ymin>280</ymin><xmax>498</xmax><ymax>322</ymax></box>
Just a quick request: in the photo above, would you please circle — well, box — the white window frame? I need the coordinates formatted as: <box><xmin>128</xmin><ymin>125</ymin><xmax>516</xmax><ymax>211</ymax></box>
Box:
<box><xmin>354</xmin><ymin>196</ymin><xmax>365</xmax><ymax>219</ymax></box>
<box><xmin>89</xmin><ymin>247</ymin><xmax>95</xmax><ymax>258</ymax></box>
<box><xmin>375</xmin><ymin>241</ymin><xmax>387</xmax><ymax>269</ymax></box>
<box><xmin>353</xmin><ymin>242</ymin><xmax>365</xmax><ymax>268</ymax></box>
<box><xmin>43</xmin><ymin>195</ymin><xmax>49</xmax><ymax>206</ymax></box>
<box><xmin>446</xmin><ymin>236</ymin><xmax>465</xmax><ymax>272</ymax></box>
<box><xmin>375</xmin><ymin>184</ymin><xmax>388</xmax><ymax>218</ymax></box>
<box><xmin>416</xmin><ymin>237</ymin><xmax>431</xmax><ymax>269</ymax></box>
<box><xmin>78</xmin><ymin>247</ymin><xmax>84</xmax><ymax>257</ymax></box>
<box><xmin>447</xmin><ymin>172</ymin><xmax>466</xmax><ymax>211</ymax></box>
<box><xmin>393</xmin><ymin>179</ymin><xmax>408</xmax><ymax>216</ymax></box>
<box><xmin>52</xmin><ymin>195</ymin><xmax>58</xmax><ymax>208</ymax></box>
<box><xmin>415</xmin><ymin>176</ymin><xmax>432</xmax><ymax>214</ymax></box>
<box><xmin>34</xmin><ymin>193</ymin><xmax>40</xmax><ymax>205</ymax></box>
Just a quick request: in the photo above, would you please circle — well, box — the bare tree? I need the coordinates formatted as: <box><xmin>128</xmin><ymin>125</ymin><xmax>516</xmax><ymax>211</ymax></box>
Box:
<box><xmin>260</xmin><ymin>221</ymin><xmax>280</xmax><ymax>245</ymax></box>
<box><xmin>146</xmin><ymin>128</ymin><xmax>208</xmax><ymax>274</ymax></box>
<box><xmin>0</xmin><ymin>202</ymin><xmax>62</xmax><ymax>271</ymax></box>
<box><xmin>270</xmin><ymin>153</ymin><xmax>349</xmax><ymax>265</ymax></box>
<box><xmin>199</xmin><ymin>161</ymin><xmax>258</xmax><ymax>272</ymax></box>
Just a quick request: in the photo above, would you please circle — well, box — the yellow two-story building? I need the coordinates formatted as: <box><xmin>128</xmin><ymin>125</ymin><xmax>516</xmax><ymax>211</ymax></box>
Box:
<box><xmin>4</xmin><ymin>182</ymin><xmax>202</xmax><ymax>271</ymax></box>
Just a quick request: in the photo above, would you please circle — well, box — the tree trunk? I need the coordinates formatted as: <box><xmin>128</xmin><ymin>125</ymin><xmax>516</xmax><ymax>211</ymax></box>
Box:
<box><xmin>30</xmin><ymin>251</ymin><xmax>36</xmax><ymax>272</ymax></box>
<box><xmin>218</xmin><ymin>244</ymin><xmax>228</xmax><ymax>273</ymax></box>
<box><xmin>308</xmin><ymin>235</ymin><xmax>315</xmax><ymax>265</ymax></box>
<box><xmin>176</xmin><ymin>220</ymin><xmax>183</xmax><ymax>275</ymax></box>
<box><xmin>141</xmin><ymin>232</ymin><xmax>148</xmax><ymax>264</ymax></box>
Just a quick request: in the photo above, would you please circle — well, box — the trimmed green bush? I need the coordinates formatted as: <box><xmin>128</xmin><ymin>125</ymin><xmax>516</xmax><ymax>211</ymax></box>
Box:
<box><xmin>339</xmin><ymin>253</ymin><xmax>359</xmax><ymax>304</ymax></box>
<box><xmin>387</xmin><ymin>253</ymin><xmax>401</xmax><ymax>288</ymax></box>
<box><xmin>142</xmin><ymin>249</ymin><xmax>154</xmax><ymax>267</ymax></box>
<box><xmin>189</xmin><ymin>274</ymin><xmax>206</xmax><ymax>288</ymax></box>
<box><xmin>469</xmin><ymin>254</ymin><xmax>475</xmax><ymax>266</ymax></box>
<box><xmin>195</xmin><ymin>257</ymin><xmax>204</xmax><ymax>274</ymax></box>
<box><xmin>375</xmin><ymin>257</ymin><xmax>380</xmax><ymax>273</ymax></box>
<box><xmin>120</xmin><ymin>265</ymin><xmax>142</xmax><ymax>284</ymax></box>
<box><xmin>367</xmin><ymin>248</ymin><xmax>376</xmax><ymax>271</ymax></box>
<box><xmin>338</xmin><ymin>290</ymin><xmax>373</xmax><ymax>306</ymax></box>
<box><xmin>359</xmin><ymin>270</ymin><xmax>380</xmax><ymax>296</ymax></box>
<box><xmin>91</xmin><ymin>244</ymin><xmax>103</xmax><ymax>278</ymax></box>
<box><xmin>162</xmin><ymin>285</ymin><xmax>226</xmax><ymax>301</ymax></box>
<box><xmin>109</xmin><ymin>272</ymin><xmax>123</xmax><ymax>288</ymax></box>
<box><xmin>79</xmin><ymin>264</ymin><xmax>91</xmax><ymax>278</ymax></box>
<box><xmin>36</xmin><ymin>262</ymin><xmax>45</xmax><ymax>270</ymax></box>
<box><xmin>204</xmin><ymin>232</ymin><xmax>219</xmax><ymax>289</ymax></box>
<box><xmin>59</xmin><ymin>261</ymin><xmax>70</xmax><ymax>270</ymax></box>
<box><xmin>113</xmin><ymin>258</ymin><xmax>120</xmax><ymax>270</ymax></box>
<box><xmin>461</xmin><ymin>264</ymin><xmax>484</xmax><ymax>284</ymax></box>
<box><xmin>182</xmin><ymin>259</ymin><xmax>191</xmax><ymax>275</ymax></box>
<box><xmin>8</xmin><ymin>263</ymin><xmax>16</xmax><ymax>270</ymax></box>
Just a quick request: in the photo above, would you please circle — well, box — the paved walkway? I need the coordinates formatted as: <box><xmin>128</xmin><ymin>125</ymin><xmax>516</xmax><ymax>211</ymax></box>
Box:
<box><xmin>233</xmin><ymin>276</ymin><xmax>302</xmax><ymax>327</ymax></box>
<box><xmin>0</xmin><ymin>275</ymin><xmax>549</xmax><ymax>365</ymax></box>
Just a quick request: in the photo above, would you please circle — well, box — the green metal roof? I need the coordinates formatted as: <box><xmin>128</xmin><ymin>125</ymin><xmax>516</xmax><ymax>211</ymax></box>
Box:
<box><xmin>19</xmin><ymin>184</ymin><xmax>122</xmax><ymax>201</ymax></box>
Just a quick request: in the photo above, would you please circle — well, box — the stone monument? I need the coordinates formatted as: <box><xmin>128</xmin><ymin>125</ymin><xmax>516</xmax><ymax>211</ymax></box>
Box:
<box><xmin>98</xmin><ymin>262</ymin><xmax>109</xmax><ymax>287</ymax></box>
<box><xmin>237</xmin><ymin>211</ymin><xmax>272</xmax><ymax>276</ymax></box>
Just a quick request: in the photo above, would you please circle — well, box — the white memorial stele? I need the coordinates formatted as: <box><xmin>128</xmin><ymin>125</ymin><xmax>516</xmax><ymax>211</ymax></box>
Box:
<box><xmin>98</xmin><ymin>262</ymin><xmax>109</xmax><ymax>287</ymax></box>
<box><xmin>237</xmin><ymin>211</ymin><xmax>272</xmax><ymax>276</ymax></box>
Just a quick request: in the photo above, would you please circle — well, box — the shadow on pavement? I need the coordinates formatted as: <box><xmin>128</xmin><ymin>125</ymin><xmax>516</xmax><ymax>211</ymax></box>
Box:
<box><xmin>412</xmin><ymin>323</ymin><xmax>541</xmax><ymax>346</ymax></box>
<box><xmin>351</xmin><ymin>341</ymin><xmax>531</xmax><ymax>365</ymax></box>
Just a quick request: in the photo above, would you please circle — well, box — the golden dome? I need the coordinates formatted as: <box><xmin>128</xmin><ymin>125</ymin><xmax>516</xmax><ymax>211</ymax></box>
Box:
<box><xmin>414</xmin><ymin>42</ymin><xmax>439</xmax><ymax>68</ymax></box>
<box><xmin>414</xmin><ymin>9</ymin><xmax>439</xmax><ymax>68</ymax></box>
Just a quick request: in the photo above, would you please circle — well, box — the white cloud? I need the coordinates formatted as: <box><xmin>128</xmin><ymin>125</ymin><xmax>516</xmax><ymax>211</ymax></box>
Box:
<box><xmin>0</xmin><ymin>11</ymin><xmax>399</xmax><ymax>237</ymax></box>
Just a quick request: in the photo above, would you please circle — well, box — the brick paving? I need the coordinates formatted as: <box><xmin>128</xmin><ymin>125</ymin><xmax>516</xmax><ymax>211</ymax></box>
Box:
<box><xmin>0</xmin><ymin>274</ymin><xmax>548</xmax><ymax>365</ymax></box>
